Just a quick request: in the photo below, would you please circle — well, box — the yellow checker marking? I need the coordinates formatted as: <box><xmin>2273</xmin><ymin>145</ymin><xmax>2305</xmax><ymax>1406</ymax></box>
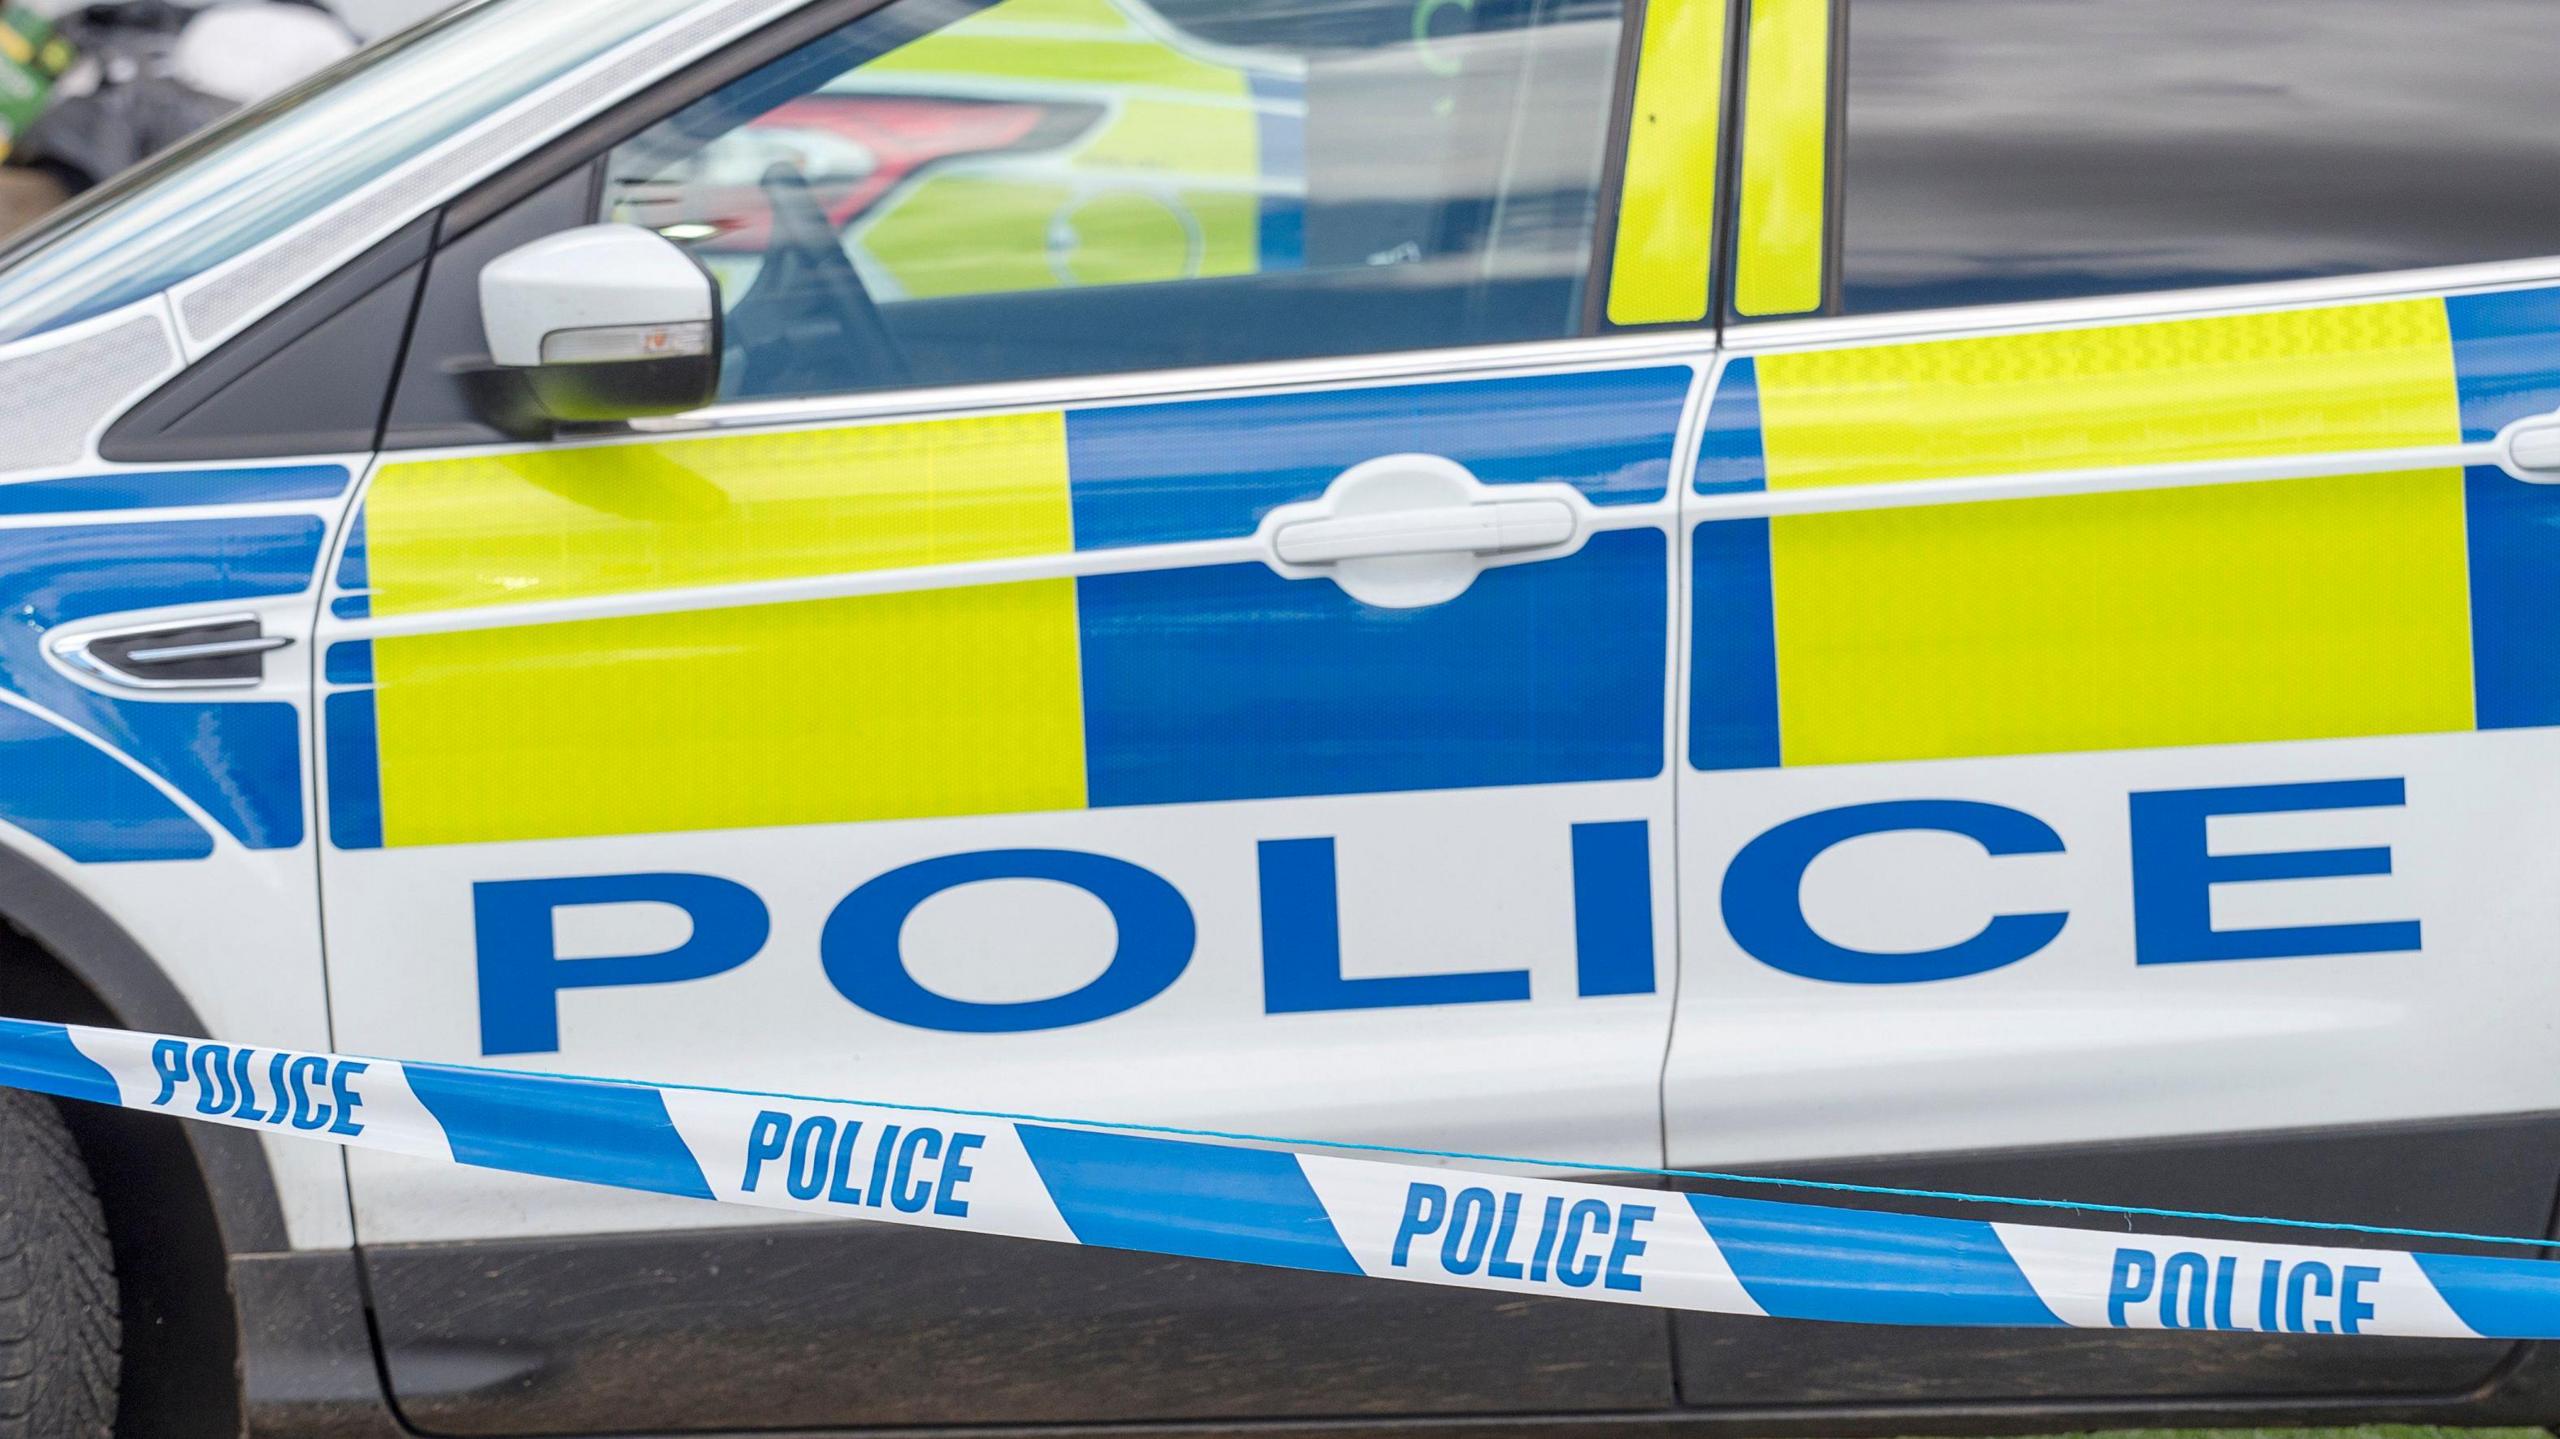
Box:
<box><xmin>1733</xmin><ymin>0</ymin><xmax>1828</xmax><ymax>317</ymax></box>
<box><xmin>1754</xmin><ymin>300</ymin><xmax>2475</xmax><ymax>765</ymax></box>
<box><xmin>373</xmin><ymin>585</ymin><xmax>1088</xmax><ymax>847</ymax></box>
<box><xmin>365</xmin><ymin>414</ymin><xmax>1085</xmax><ymax>846</ymax></box>
<box><xmin>366</xmin><ymin>412</ymin><xmax>1074</xmax><ymax>615</ymax></box>
<box><xmin>1607</xmin><ymin>0</ymin><xmax>1728</xmax><ymax>326</ymax></box>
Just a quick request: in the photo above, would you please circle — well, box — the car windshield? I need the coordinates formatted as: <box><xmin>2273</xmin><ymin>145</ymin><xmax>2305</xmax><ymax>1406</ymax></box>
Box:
<box><xmin>0</xmin><ymin>0</ymin><xmax>712</xmax><ymax>344</ymax></box>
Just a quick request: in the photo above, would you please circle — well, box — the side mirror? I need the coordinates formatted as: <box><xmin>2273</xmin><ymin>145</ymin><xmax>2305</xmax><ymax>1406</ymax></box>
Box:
<box><xmin>475</xmin><ymin>223</ymin><xmax>721</xmax><ymax>431</ymax></box>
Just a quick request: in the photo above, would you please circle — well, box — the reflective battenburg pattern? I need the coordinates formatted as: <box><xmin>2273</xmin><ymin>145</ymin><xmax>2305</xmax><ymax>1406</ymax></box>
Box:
<box><xmin>327</xmin><ymin>368</ymin><xmax>1691</xmax><ymax>848</ymax></box>
<box><xmin>1691</xmin><ymin>283</ymin><xmax>2560</xmax><ymax>770</ymax></box>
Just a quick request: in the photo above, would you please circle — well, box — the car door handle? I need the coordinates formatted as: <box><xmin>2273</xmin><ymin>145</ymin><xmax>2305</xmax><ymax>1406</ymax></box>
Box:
<box><xmin>1272</xmin><ymin>499</ymin><xmax>1577</xmax><ymax>565</ymax></box>
<box><xmin>2507</xmin><ymin>412</ymin><xmax>2560</xmax><ymax>477</ymax></box>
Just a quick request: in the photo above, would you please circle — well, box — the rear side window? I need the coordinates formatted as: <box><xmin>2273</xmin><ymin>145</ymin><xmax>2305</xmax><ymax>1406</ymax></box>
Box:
<box><xmin>603</xmin><ymin>0</ymin><xmax>1625</xmax><ymax>403</ymax></box>
<box><xmin>1837</xmin><ymin>0</ymin><xmax>2560</xmax><ymax>316</ymax></box>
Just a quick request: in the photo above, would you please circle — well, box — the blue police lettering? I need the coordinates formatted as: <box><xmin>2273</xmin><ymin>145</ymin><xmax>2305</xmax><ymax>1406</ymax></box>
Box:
<box><xmin>463</xmin><ymin>778</ymin><xmax>2419</xmax><ymax>1049</ymax></box>
<box><xmin>1726</xmin><ymin>777</ymin><xmax>2417</xmax><ymax>985</ymax></box>
<box><xmin>1392</xmin><ymin>1182</ymin><xmax>1652</xmax><ymax>1292</ymax></box>
<box><xmin>2129</xmin><ymin>778</ymin><xmax>2421</xmax><ymax>966</ymax></box>
<box><xmin>1263</xmin><ymin>841</ymin><xmax>1526</xmax><ymax>1012</ymax></box>
<box><xmin>740</xmin><ymin>1109</ymin><xmax>983</xmax><ymax>1216</ymax></box>
<box><xmin>1723</xmin><ymin>800</ymin><xmax>2069</xmax><ymax>984</ymax></box>
<box><xmin>148</xmin><ymin>1039</ymin><xmax>367</xmax><ymax>1137</ymax></box>
<box><xmin>823</xmin><ymin>850</ymin><xmax>1195</xmax><ymax>1033</ymax></box>
<box><xmin>2107</xmin><ymin>1246</ymin><xmax>2383</xmax><ymax>1333</ymax></box>
<box><xmin>472</xmin><ymin>824</ymin><xmax>1659</xmax><ymax>1051</ymax></box>
<box><xmin>475</xmin><ymin>873</ymin><xmax>770</xmax><ymax>1055</ymax></box>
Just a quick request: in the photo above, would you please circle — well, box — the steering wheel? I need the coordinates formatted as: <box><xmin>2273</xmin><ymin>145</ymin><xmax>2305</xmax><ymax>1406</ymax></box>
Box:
<box><xmin>724</xmin><ymin>161</ymin><xmax>914</xmax><ymax>398</ymax></box>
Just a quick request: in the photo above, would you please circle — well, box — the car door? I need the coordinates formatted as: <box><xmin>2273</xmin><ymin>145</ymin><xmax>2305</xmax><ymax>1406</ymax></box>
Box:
<box><xmin>1673</xmin><ymin>0</ymin><xmax>2560</xmax><ymax>1413</ymax></box>
<box><xmin>313</xmin><ymin>0</ymin><xmax>1716</xmax><ymax>1429</ymax></box>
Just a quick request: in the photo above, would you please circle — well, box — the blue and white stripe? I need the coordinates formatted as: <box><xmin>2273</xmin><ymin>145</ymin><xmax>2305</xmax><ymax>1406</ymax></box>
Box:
<box><xmin>1</xmin><ymin>1015</ymin><xmax>2550</xmax><ymax>1340</ymax></box>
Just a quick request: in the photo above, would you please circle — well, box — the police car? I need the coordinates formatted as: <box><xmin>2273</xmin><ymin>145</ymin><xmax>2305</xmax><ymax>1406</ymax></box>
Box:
<box><xmin>3</xmin><ymin>0</ymin><xmax>2560</xmax><ymax>1431</ymax></box>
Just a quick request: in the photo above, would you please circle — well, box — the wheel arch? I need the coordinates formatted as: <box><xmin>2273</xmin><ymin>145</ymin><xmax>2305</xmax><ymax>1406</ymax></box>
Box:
<box><xmin>0</xmin><ymin>841</ymin><xmax>289</xmax><ymax>1250</ymax></box>
<box><xmin>0</xmin><ymin>841</ymin><xmax>290</xmax><ymax>1436</ymax></box>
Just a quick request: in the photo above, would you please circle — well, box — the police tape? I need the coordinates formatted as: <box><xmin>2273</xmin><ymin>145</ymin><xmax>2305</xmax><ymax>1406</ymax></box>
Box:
<box><xmin>4</xmin><ymin>1014</ymin><xmax>2557</xmax><ymax>1340</ymax></box>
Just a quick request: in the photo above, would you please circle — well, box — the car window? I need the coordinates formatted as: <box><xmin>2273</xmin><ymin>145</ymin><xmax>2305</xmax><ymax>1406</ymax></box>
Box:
<box><xmin>601</xmin><ymin>0</ymin><xmax>1625</xmax><ymax>403</ymax></box>
<box><xmin>1836</xmin><ymin>0</ymin><xmax>2560</xmax><ymax>316</ymax></box>
<box><xmin>0</xmin><ymin>0</ymin><xmax>706</xmax><ymax>345</ymax></box>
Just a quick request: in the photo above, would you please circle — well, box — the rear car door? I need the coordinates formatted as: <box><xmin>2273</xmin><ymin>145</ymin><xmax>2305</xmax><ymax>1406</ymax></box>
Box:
<box><xmin>313</xmin><ymin>0</ymin><xmax>1708</xmax><ymax>1429</ymax></box>
<box><xmin>1674</xmin><ymin>0</ymin><xmax>2560</xmax><ymax>1413</ymax></box>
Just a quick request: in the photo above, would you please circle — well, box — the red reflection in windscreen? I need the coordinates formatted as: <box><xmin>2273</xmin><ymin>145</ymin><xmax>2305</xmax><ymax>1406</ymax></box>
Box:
<box><xmin>696</xmin><ymin>95</ymin><xmax>1065</xmax><ymax>250</ymax></box>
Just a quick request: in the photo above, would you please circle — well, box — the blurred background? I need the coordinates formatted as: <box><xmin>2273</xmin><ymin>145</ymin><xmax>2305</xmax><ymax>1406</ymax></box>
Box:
<box><xmin>0</xmin><ymin>0</ymin><xmax>451</xmax><ymax>235</ymax></box>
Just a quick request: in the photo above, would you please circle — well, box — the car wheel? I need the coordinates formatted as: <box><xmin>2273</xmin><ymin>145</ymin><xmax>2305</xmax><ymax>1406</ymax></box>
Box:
<box><xmin>0</xmin><ymin>1088</ymin><xmax>116</xmax><ymax>1438</ymax></box>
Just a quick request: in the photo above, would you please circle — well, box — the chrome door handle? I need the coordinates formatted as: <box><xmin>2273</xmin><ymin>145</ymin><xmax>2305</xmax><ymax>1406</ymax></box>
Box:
<box><xmin>52</xmin><ymin>615</ymin><xmax>294</xmax><ymax>690</ymax></box>
<box><xmin>1272</xmin><ymin>499</ymin><xmax>1577</xmax><ymax>565</ymax></box>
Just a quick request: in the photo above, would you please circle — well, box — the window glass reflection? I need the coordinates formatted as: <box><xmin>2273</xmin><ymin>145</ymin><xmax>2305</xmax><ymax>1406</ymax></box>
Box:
<box><xmin>1840</xmin><ymin>0</ymin><xmax>2560</xmax><ymax>315</ymax></box>
<box><xmin>607</xmin><ymin>0</ymin><xmax>1625</xmax><ymax>402</ymax></box>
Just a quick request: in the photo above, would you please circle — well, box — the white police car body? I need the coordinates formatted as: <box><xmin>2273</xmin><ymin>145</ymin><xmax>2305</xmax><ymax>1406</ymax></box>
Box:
<box><xmin>4</xmin><ymin>0</ymin><xmax>2560</xmax><ymax>1431</ymax></box>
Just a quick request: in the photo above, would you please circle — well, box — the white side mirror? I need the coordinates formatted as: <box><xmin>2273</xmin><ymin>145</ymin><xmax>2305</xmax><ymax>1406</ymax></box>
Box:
<box><xmin>477</xmin><ymin>223</ymin><xmax>722</xmax><ymax>428</ymax></box>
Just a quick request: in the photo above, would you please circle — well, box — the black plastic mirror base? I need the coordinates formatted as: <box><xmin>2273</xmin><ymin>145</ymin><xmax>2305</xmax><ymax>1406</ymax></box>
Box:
<box><xmin>466</xmin><ymin>353</ymin><xmax>720</xmax><ymax>440</ymax></box>
<box><xmin>530</xmin><ymin>353</ymin><xmax>721</xmax><ymax>424</ymax></box>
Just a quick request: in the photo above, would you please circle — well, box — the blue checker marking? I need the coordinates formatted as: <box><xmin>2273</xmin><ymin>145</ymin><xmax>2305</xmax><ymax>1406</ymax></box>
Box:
<box><xmin>0</xmin><ymin>1018</ymin><xmax>121</xmax><ymax>1107</ymax></box>
<box><xmin>0</xmin><ymin>517</ymin><xmax>321</xmax><ymax>849</ymax></box>
<box><xmin>1018</xmin><ymin>1124</ymin><xmax>1363</xmax><ymax>1276</ymax></box>
<box><xmin>325</xmin><ymin>642</ymin><xmax>373</xmax><ymax>687</ymax></box>
<box><xmin>1695</xmin><ymin>357</ymin><xmax>1767</xmax><ymax>495</ymax></box>
<box><xmin>1065</xmin><ymin>367</ymin><xmax>1695</xmax><ymax>550</ymax></box>
<box><xmin>2452</xmin><ymin>286</ymin><xmax>2560</xmax><ymax>734</ymax></box>
<box><xmin>2448</xmin><ymin>287</ymin><xmax>2560</xmax><ymax>441</ymax></box>
<box><xmin>2467</xmin><ymin>466</ymin><xmax>2560</xmax><ymax>732</ymax></box>
<box><xmin>324</xmin><ymin>691</ymin><xmax>382</xmax><ymax>851</ymax></box>
<box><xmin>0</xmin><ymin>464</ymin><xmax>347</xmax><ymax>517</ymax></box>
<box><xmin>1689</xmin><ymin>519</ymin><xmax>1783</xmax><ymax>771</ymax></box>
<box><xmin>1690</xmin><ymin>1192</ymin><xmax>2064</xmax><ymax>1328</ymax></box>
<box><xmin>403</xmin><ymin>1063</ymin><xmax>713</xmax><ymax>1200</ymax></box>
<box><xmin>0</xmin><ymin>704</ymin><xmax>214</xmax><ymax>862</ymax></box>
<box><xmin>1078</xmin><ymin>529</ymin><xmax>1667</xmax><ymax>808</ymax></box>
<box><xmin>336</xmin><ymin>507</ymin><xmax>369</xmax><ymax>590</ymax></box>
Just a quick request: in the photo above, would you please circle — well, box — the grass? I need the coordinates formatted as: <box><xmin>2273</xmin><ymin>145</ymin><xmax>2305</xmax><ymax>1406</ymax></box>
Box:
<box><xmin>2010</xmin><ymin>1431</ymin><xmax>2547</xmax><ymax>1439</ymax></box>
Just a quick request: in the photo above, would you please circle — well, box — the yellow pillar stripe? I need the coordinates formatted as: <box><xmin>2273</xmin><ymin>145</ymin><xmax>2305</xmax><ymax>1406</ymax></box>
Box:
<box><xmin>1732</xmin><ymin>0</ymin><xmax>1829</xmax><ymax>318</ymax></box>
<box><xmin>373</xmin><ymin>582</ymin><xmax>1090</xmax><ymax>848</ymax></box>
<box><xmin>1606</xmin><ymin>0</ymin><xmax>1728</xmax><ymax>327</ymax></box>
<box><xmin>1753</xmin><ymin>300</ymin><xmax>2476</xmax><ymax>766</ymax></box>
<box><xmin>365</xmin><ymin>412</ymin><xmax>1075</xmax><ymax>616</ymax></box>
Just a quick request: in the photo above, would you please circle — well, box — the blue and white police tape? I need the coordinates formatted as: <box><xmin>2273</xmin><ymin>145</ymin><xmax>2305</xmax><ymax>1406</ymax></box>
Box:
<box><xmin>4</xmin><ymin>1015</ymin><xmax>2557</xmax><ymax>1340</ymax></box>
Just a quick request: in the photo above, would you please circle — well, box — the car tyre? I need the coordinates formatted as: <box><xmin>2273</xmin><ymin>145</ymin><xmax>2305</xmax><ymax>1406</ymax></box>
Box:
<box><xmin>0</xmin><ymin>1088</ymin><xmax>116</xmax><ymax>1438</ymax></box>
